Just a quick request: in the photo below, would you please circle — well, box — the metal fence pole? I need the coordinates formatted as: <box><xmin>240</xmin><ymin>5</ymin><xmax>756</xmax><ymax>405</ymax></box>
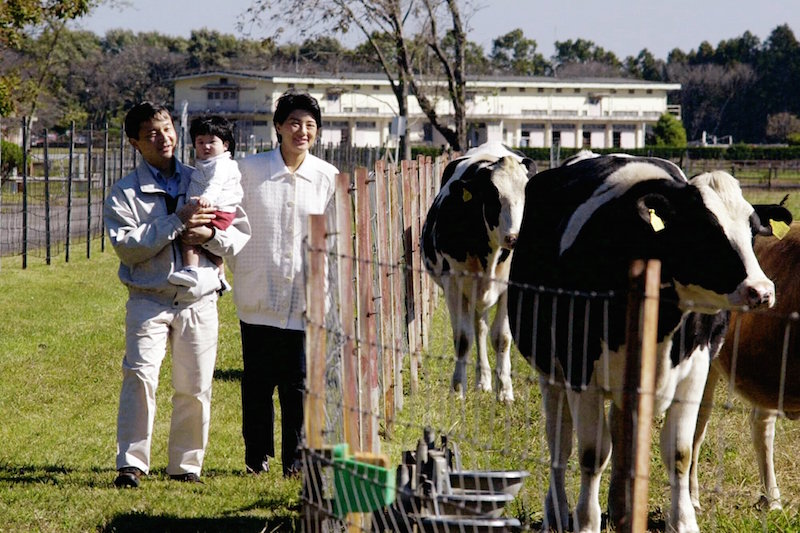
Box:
<box><xmin>66</xmin><ymin>122</ymin><xmax>74</xmax><ymax>262</ymax></box>
<box><xmin>44</xmin><ymin>129</ymin><xmax>51</xmax><ymax>265</ymax></box>
<box><xmin>22</xmin><ymin>118</ymin><xmax>28</xmax><ymax>269</ymax></box>
<box><xmin>101</xmin><ymin>124</ymin><xmax>108</xmax><ymax>252</ymax></box>
<box><xmin>87</xmin><ymin>123</ymin><xmax>93</xmax><ymax>259</ymax></box>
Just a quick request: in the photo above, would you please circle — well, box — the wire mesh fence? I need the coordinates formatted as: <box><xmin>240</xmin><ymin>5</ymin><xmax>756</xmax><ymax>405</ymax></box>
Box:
<box><xmin>299</xmin><ymin>155</ymin><xmax>800</xmax><ymax>532</ymax></box>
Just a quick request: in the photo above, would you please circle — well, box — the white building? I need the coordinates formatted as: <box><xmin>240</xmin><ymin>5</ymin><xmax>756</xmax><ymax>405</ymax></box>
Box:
<box><xmin>173</xmin><ymin>70</ymin><xmax>680</xmax><ymax>151</ymax></box>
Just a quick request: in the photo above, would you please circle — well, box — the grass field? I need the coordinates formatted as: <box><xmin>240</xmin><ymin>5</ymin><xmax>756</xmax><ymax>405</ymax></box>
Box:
<box><xmin>0</xmin><ymin>249</ymin><xmax>302</xmax><ymax>532</ymax></box>
<box><xmin>2</xmin><ymin>185</ymin><xmax>800</xmax><ymax>532</ymax></box>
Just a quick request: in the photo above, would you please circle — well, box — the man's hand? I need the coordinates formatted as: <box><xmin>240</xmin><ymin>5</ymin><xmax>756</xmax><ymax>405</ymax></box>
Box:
<box><xmin>177</xmin><ymin>202</ymin><xmax>216</xmax><ymax>227</ymax></box>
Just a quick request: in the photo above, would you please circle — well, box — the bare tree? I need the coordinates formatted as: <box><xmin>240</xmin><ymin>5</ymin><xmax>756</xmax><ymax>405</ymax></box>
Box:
<box><xmin>242</xmin><ymin>0</ymin><xmax>474</xmax><ymax>152</ymax></box>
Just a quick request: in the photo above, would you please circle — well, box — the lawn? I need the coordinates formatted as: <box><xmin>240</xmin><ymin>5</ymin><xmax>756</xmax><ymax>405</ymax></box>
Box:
<box><xmin>0</xmin><ymin>249</ymin><xmax>301</xmax><ymax>532</ymax></box>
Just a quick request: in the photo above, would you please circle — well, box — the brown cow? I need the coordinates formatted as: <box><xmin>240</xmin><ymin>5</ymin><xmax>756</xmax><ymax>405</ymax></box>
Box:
<box><xmin>691</xmin><ymin>221</ymin><xmax>800</xmax><ymax>511</ymax></box>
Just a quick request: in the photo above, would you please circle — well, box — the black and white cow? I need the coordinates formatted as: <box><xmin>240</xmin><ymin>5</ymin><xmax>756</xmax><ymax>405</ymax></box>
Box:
<box><xmin>421</xmin><ymin>142</ymin><xmax>536</xmax><ymax>402</ymax></box>
<box><xmin>507</xmin><ymin>154</ymin><xmax>777</xmax><ymax>533</ymax></box>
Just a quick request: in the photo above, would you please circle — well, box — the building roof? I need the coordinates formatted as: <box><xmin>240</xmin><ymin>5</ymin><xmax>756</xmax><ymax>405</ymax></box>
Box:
<box><xmin>173</xmin><ymin>70</ymin><xmax>681</xmax><ymax>91</ymax></box>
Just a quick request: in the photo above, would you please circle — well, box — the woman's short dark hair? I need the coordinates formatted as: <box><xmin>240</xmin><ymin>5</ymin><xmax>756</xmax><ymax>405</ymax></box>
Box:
<box><xmin>190</xmin><ymin>115</ymin><xmax>236</xmax><ymax>154</ymax></box>
<box><xmin>273</xmin><ymin>90</ymin><xmax>322</xmax><ymax>142</ymax></box>
<box><xmin>124</xmin><ymin>101</ymin><xmax>172</xmax><ymax>140</ymax></box>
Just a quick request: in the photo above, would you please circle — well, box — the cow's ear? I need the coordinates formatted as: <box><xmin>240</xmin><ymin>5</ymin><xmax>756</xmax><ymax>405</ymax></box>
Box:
<box><xmin>752</xmin><ymin>203</ymin><xmax>793</xmax><ymax>238</ymax></box>
<box><xmin>636</xmin><ymin>193</ymin><xmax>673</xmax><ymax>233</ymax></box>
<box><xmin>521</xmin><ymin>157</ymin><xmax>537</xmax><ymax>179</ymax></box>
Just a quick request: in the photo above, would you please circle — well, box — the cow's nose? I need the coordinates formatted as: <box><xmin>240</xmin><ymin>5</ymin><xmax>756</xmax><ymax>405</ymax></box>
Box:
<box><xmin>504</xmin><ymin>234</ymin><xmax>518</xmax><ymax>248</ymax></box>
<box><xmin>744</xmin><ymin>281</ymin><xmax>775</xmax><ymax>309</ymax></box>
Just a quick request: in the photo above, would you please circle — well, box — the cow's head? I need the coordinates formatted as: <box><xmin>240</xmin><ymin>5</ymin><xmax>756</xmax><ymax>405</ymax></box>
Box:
<box><xmin>640</xmin><ymin>170</ymin><xmax>778</xmax><ymax>312</ymax></box>
<box><xmin>474</xmin><ymin>155</ymin><xmax>531</xmax><ymax>250</ymax></box>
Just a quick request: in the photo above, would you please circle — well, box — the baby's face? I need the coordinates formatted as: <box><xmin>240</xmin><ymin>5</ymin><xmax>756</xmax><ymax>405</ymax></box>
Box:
<box><xmin>194</xmin><ymin>134</ymin><xmax>228</xmax><ymax>160</ymax></box>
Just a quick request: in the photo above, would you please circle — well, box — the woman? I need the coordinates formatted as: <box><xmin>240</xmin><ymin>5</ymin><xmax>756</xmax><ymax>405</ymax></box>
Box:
<box><xmin>229</xmin><ymin>90</ymin><xmax>338</xmax><ymax>477</ymax></box>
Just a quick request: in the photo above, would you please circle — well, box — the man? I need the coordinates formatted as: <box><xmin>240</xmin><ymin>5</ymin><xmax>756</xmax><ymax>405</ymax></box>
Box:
<box><xmin>230</xmin><ymin>90</ymin><xmax>337</xmax><ymax>477</ymax></box>
<box><xmin>104</xmin><ymin>102</ymin><xmax>250</xmax><ymax>487</ymax></box>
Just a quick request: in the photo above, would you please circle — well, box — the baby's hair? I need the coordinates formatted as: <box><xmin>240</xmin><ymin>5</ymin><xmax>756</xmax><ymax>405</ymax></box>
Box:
<box><xmin>190</xmin><ymin>115</ymin><xmax>236</xmax><ymax>154</ymax></box>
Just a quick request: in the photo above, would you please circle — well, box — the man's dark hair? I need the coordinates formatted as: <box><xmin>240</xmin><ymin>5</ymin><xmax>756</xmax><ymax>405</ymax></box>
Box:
<box><xmin>273</xmin><ymin>90</ymin><xmax>322</xmax><ymax>142</ymax></box>
<box><xmin>190</xmin><ymin>115</ymin><xmax>236</xmax><ymax>154</ymax></box>
<box><xmin>124</xmin><ymin>101</ymin><xmax>172</xmax><ymax>140</ymax></box>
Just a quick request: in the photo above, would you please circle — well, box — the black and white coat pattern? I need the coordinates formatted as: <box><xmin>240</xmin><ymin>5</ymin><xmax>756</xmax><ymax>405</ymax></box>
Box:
<box><xmin>422</xmin><ymin>142</ymin><xmax>535</xmax><ymax>402</ymax></box>
<box><xmin>507</xmin><ymin>154</ymin><xmax>776</xmax><ymax>533</ymax></box>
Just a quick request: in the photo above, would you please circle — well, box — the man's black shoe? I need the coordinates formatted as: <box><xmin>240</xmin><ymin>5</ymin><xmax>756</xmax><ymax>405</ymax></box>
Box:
<box><xmin>114</xmin><ymin>467</ymin><xmax>144</xmax><ymax>488</ymax></box>
<box><xmin>169</xmin><ymin>472</ymin><xmax>203</xmax><ymax>483</ymax></box>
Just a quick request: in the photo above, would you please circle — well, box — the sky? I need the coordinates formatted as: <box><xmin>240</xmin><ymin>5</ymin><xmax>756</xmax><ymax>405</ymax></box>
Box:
<box><xmin>73</xmin><ymin>0</ymin><xmax>799</xmax><ymax>61</ymax></box>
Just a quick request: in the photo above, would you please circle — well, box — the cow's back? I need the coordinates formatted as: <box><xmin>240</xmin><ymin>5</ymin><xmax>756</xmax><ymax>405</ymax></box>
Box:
<box><xmin>717</xmin><ymin>223</ymin><xmax>800</xmax><ymax>413</ymax></box>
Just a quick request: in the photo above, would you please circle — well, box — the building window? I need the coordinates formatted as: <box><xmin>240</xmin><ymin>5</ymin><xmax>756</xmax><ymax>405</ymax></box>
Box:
<box><xmin>308</xmin><ymin>83</ymin><xmax>315</xmax><ymax>89</ymax></box>
<box><xmin>373</xmin><ymin>85</ymin><xmax>380</xmax><ymax>90</ymax></box>
<box><xmin>583</xmin><ymin>131</ymin><xmax>591</xmax><ymax>147</ymax></box>
<box><xmin>518</xmin><ymin>87</ymin><xmax>525</xmax><ymax>92</ymax></box>
<box><xmin>500</xmin><ymin>87</ymin><xmax>507</xmax><ymax>92</ymax></box>
<box><xmin>423</xmin><ymin>123</ymin><xmax>433</xmax><ymax>142</ymax></box>
<box><xmin>538</xmin><ymin>88</ymin><xmax>544</xmax><ymax>93</ymax></box>
<box><xmin>613</xmin><ymin>131</ymin><xmax>622</xmax><ymax>147</ymax></box>
<box><xmin>219</xmin><ymin>78</ymin><xmax>228</xmax><ymax>84</ymax></box>
<box><xmin>356</xmin><ymin>121</ymin><xmax>377</xmax><ymax>129</ymax></box>
<box><xmin>574</xmin><ymin>88</ymin><xmax>581</xmax><ymax>93</ymax></box>
<box><xmin>556</xmin><ymin>88</ymin><xmax>562</xmax><ymax>93</ymax></box>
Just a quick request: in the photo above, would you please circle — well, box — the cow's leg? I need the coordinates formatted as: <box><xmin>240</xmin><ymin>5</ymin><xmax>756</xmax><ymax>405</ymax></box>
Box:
<box><xmin>607</xmin><ymin>402</ymin><xmax>627</xmax><ymax>528</ymax></box>
<box><xmin>751</xmin><ymin>406</ymin><xmax>782</xmax><ymax>510</ymax></box>
<box><xmin>689</xmin><ymin>359</ymin><xmax>722</xmax><ymax>510</ymax></box>
<box><xmin>491</xmin><ymin>291</ymin><xmax>514</xmax><ymax>402</ymax></box>
<box><xmin>661</xmin><ymin>356</ymin><xmax>707</xmax><ymax>533</ymax></box>
<box><xmin>445</xmin><ymin>286</ymin><xmax>474</xmax><ymax>399</ymax></box>
<box><xmin>474</xmin><ymin>308</ymin><xmax>493</xmax><ymax>393</ymax></box>
<box><xmin>569</xmin><ymin>386</ymin><xmax>610</xmax><ymax>533</ymax></box>
<box><xmin>539</xmin><ymin>374</ymin><xmax>573</xmax><ymax>533</ymax></box>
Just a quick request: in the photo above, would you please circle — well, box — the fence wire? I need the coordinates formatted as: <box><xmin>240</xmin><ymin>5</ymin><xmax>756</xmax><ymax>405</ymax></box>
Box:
<box><xmin>301</xmin><ymin>234</ymin><xmax>800</xmax><ymax>532</ymax></box>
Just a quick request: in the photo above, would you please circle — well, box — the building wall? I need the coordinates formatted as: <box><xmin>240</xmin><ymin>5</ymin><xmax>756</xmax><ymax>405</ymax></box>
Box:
<box><xmin>173</xmin><ymin>72</ymin><xmax>680</xmax><ymax>150</ymax></box>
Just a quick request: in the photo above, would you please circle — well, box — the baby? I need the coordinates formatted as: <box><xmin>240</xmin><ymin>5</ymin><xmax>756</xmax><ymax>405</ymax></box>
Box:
<box><xmin>168</xmin><ymin>115</ymin><xmax>243</xmax><ymax>293</ymax></box>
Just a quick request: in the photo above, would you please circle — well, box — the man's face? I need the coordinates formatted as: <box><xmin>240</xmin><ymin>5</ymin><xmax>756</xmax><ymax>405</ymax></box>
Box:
<box><xmin>130</xmin><ymin>111</ymin><xmax>177</xmax><ymax>172</ymax></box>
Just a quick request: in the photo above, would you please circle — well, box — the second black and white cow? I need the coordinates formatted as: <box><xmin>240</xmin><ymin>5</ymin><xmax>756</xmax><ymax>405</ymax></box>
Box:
<box><xmin>507</xmin><ymin>154</ymin><xmax>776</xmax><ymax>533</ymax></box>
<box><xmin>421</xmin><ymin>142</ymin><xmax>535</xmax><ymax>402</ymax></box>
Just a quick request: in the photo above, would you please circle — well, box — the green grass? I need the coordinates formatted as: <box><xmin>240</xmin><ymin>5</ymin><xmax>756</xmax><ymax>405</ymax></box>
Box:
<box><xmin>0</xmin><ymin>249</ymin><xmax>302</xmax><ymax>532</ymax></box>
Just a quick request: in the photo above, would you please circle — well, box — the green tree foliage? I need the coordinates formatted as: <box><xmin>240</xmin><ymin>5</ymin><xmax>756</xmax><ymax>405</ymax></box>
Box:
<box><xmin>0</xmin><ymin>0</ymin><xmax>92</xmax><ymax>47</ymax></box>
<box><xmin>652</xmin><ymin>113</ymin><xmax>687</xmax><ymax>146</ymax></box>
<box><xmin>624</xmin><ymin>49</ymin><xmax>664</xmax><ymax>81</ymax></box>
<box><xmin>1</xmin><ymin>139</ymin><xmax>23</xmax><ymax>180</ymax></box>
<box><xmin>490</xmin><ymin>28</ymin><xmax>548</xmax><ymax>75</ymax></box>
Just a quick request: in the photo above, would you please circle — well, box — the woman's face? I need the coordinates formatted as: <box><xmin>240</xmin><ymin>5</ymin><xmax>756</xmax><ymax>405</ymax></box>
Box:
<box><xmin>275</xmin><ymin>109</ymin><xmax>318</xmax><ymax>159</ymax></box>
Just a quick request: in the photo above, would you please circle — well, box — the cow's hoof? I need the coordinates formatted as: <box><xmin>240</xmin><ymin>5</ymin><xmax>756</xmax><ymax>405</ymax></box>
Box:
<box><xmin>476</xmin><ymin>380</ymin><xmax>493</xmax><ymax>393</ymax></box>
<box><xmin>451</xmin><ymin>384</ymin><xmax>466</xmax><ymax>401</ymax></box>
<box><xmin>755</xmin><ymin>494</ymin><xmax>782</xmax><ymax>511</ymax></box>
<box><xmin>496</xmin><ymin>388</ymin><xmax>514</xmax><ymax>403</ymax></box>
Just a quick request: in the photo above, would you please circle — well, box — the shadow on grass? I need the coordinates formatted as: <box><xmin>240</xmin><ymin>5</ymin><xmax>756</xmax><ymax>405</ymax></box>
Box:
<box><xmin>100</xmin><ymin>514</ymin><xmax>296</xmax><ymax>533</ymax></box>
<box><xmin>214</xmin><ymin>368</ymin><xmax>243</xmax><ymax>382</ymax></box>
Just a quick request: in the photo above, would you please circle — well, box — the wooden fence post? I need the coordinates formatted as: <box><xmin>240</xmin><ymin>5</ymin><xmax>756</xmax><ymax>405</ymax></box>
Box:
<box><xmin>373</xmin><ymin>159</ymin><xmax>396</xmax><ymax>437</ymax></box>
<box><xmin>335</xmin><ymin>172</ymin><xmax>360</xmax><ymax>453</ymax></box>
<box><xmin>355</xmin><ymin>167</ymin><xmax>379</xmax><ymax>453</ymax></box>
<box><xmin>388</xmin><ymin>162</ymin><xmax>407</xmax><ymax>411</ymax></box>
<box><xmin>619</xmin><ymin>259</ymin><xmax>661</xmax><ymax>533</ymax></box>
<box><xmin>401</xmin><ymin>159</ymin><xmax>418</xmax><ymax>394</ymax></box>
<box><xmin>305</xmin><ymin>214</ymin><xmax>328</xmax><ymax>450</ymax></box>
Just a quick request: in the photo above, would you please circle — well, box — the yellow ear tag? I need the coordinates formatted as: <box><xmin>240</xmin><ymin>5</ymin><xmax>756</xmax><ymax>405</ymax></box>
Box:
<box><xmin>462</xmin><ymin>189</ymin><xmax>472</xmax><ymax>202</ymax></box>
<box><xmin>770</xmin><ymin>219</ymin><xmax>790</xmax><ymax>240</ymax></box>
<box><xmin>649</xmin><ymin>209</ymin><xmax>665</xmax><ymax>232</ymax></box>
